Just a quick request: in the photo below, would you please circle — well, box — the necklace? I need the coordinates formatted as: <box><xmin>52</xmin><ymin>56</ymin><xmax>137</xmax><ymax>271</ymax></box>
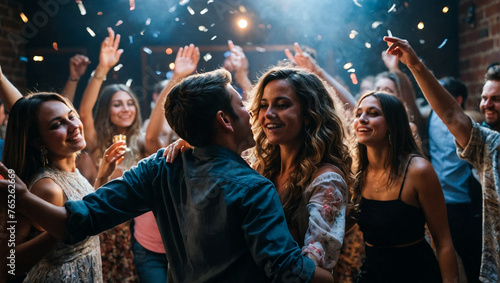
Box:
<box><xmin>370</xmin><ymin>169</ymin><xmax>387</xmax><ymax>192</ymax></box>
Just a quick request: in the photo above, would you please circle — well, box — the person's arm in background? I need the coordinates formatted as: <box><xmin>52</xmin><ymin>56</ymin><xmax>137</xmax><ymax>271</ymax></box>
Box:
<box><xmin>61</xmin><ymin>55</ymin><xmax>91</xmax><ymax>102</ymax></box>
<box><xmin>385</xmin><ymin>36</ymin><xmax>472</xmax><ymax>148</ymax></box>
<box><xmin>0</xmin><ymin>65</ymin><xmax>23</xmax><ymax>110</ymax></box>
<box><xmin>224</xmin><ymin>40</ymin><xmax>253</xmax><ymax>101</ymax></box>
<box><xmin>285</xmin><ymin>43</ymin><xmax>356</xmax><ymax>111</ymax></box>
<box><xmin>144</xmin><ymin>44</ymin><xmax>199</xmax><ymax>155</ymax></box>
<box><xmin>78</xmin><ymin>27</ymin><xmax>123</xmax><ymax>151</ymax></box>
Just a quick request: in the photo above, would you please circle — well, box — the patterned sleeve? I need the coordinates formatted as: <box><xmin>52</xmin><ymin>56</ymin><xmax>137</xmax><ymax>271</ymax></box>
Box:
<box><xmin>301</xmin><ymin>172</ymin><xmax>348</xmax><ymax>270</ymax></box>
<box><xmin>456</xmin><ymin>118</ymin><xmax>500</xmax><ymax>170</ymax></box>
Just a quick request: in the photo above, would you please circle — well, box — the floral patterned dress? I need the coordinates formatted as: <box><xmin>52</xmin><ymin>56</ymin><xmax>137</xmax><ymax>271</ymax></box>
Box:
<box><xmin>24</xmin><ymin>167</ymin><xmax>102</xmax><ymax>282</ymax></box>
<box><xmin>287</xmin><ymin>171</ymin><xmax>348</xmax><ymax>270</ymax></box>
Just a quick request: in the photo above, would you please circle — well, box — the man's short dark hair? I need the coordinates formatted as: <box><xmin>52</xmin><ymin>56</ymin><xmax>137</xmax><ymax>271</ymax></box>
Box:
<box><xmin>164</xmin><ymin>69</ymin><xmax>238</xmax><ymax>147</ymax></box>
<box><xmin>439</xmin><ymin>76</ymin><xmax>468</xmax><ymax>109</ymax></box>
<box><xmin>485</xmin><ymin>63</ymin><xmax>500</xmax><ymax>81</ymax></box>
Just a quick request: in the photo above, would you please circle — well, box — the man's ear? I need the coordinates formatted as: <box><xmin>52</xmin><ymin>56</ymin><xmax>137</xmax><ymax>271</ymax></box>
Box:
<box><xmin>215</xmin><ymin>110</ymin><xmax>234</xmax><ymax>132</ymax></box>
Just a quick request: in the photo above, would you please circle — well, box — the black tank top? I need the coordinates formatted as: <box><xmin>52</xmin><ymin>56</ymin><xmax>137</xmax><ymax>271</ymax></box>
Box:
<box><xmin>357</xmin><ymin>156</ymin><xmax>426</xmax><ymax>247</ymax></box>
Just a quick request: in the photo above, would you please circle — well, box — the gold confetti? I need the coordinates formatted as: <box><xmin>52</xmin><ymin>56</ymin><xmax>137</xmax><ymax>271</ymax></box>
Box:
<box><xmin>52</xmin><ymin>42</ymin><xmax>58</xmax><ymax>51</ymax></box>
<box><xmin>20</xmin><ymin>12</ymin><xmax>28</xmax><ymax>23</ymax></box>
<box><xmin>86</xmin><ymin>27</ymin><xmax>96</xmax><ymax>37</ymax></box>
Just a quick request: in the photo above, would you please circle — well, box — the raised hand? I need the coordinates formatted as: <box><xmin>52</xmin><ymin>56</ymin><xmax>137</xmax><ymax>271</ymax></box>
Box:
<box><xmin>173</xmin><ymin>44</ymin><xmax>200</xmax><ymax>80</ymax></box>
<box><xmin>285</xmin><ymin>43</ymin><xmax>319</xmax><ymax>73</ymax></box>
<box><xmin>224</xmin><ymin>40</ymin><xmax>249</xmax><ymax>74</ymax></box>
<box><xmin>69</xmin><ymin>55</ymin><xmax>91</xmax><ymax>80</ymax></box>
<box><xmin>383</xmin><ymin>36</ymin><xmax>421</xmax><ymax>68</ymax></box>
<box><xmin>95</xmin><ymin>141</ymin><xmax>127</xmax><ymax>187</ymax></box>
<box><xmin>381</xmin><ymin>50</ymin><xmax>399</xmax><ymax>71</ymax></box>
<box><xmin>98</xmin><ymin>27</ymin><xmax>124</xmax><ymax>71</ymax></box>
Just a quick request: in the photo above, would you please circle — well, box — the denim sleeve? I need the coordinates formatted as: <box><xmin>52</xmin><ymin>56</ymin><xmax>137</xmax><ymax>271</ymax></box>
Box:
<box><xmin>240</xmin><ymin>181</ymin><xmax>315</xmax><ymax>283</ymax></box>
<box><xmin>64</xmin><ymin>153</ymin><xmax>160</xmax><ymax>244</ymax></box>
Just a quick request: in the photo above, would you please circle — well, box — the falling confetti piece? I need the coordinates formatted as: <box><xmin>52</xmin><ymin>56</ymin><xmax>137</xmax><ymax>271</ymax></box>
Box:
<box><xmin>387</xmin><ymin>30</ymin><xmax>393</xmax><ymax>37</ymax></box>
<box><xmin>129</xmin><ymin>35</ymin><xmax>133</xmax><ymax>44</ymax></box>
<box><xmin>371</xmin><ymin>21</ymin><xmax>383</xmax><ymax>29</ymax></box>
<box><xmin>166</xmin><ymin>48</ymin><xmax>173</xmax><ymax>54</ymax></box>
<box><xmin>19</xmin><ymin>56</ymin><xmax>28</xmax><ymax>62</ymax></box>
<box><xmin>179</xmin><ymin>0</ymin><xmax>190</xmax><ymax>5</ymax></box>
<box><xmin>169</xmin><ymin>62</ymin><xmax>175</xmax><ymax>69</ymax></box>
<box><xmin>210</xmin><ymin>35</ymin><xmax>217</xmax><ymax>41</ymax></box>
<box><xmin>200</xmin><ymin>8</ymin><xmax>209</xmax><ymax>14</ymax></box>
<box><xmin>97</xmin><ymin>11</ymin><xmax>103</xmax><ymax>15</ymax></box>
<box><xmin>388</xmin><ymin>4</ymin><xmax>396</xmax><ymax>13</ymax></box>
<box><xmin>210</xmin><ymin>23</ymin><xmax>215</xmax><ymax>27</ymax></box>
<box><xmin>175</xmin><ymin>18</ymin><xmax>180</xmax><ymax>21</ymax></box>
<box><xmin>169</xmin><ymin>6</ymin><xmax>177</xmax><ymax>13</ymax></box>
<box><xmin>52</xmin><ymin>42</ymin><xmax>58</xmax><ymax>51</ymax></box>
<box><xmin>419</xmin><ymin>39</ymin><xmax>425</xmax><ymax>44</ymax></box>
<box><xmin>20</xmin><ymin>12</ymin><xmax>28</xmax><ymax>23</ymax></box>
<box><xmin>343</xmin><ymin>62</ymin><xmax>353</xmax><ymax>69</ymax></box>
<box><xmin>152</xmin><ymin>31</ymin><xmax>160</xmax><ymax>38</ymax></box>
<box><xmin>207</xmin><ymin>0</ymin><xmax>214</xmax><ymax>4</ymax></box>
<box><xmin>239</xmin><ymin>5</ymin><xmax>247</xmax><ymax>13</ymax></box>
<box><xmin>365</xmin><ymin>42</ymin><xmax>371</xmax><ymax>48</ymax></box>
<box><xmin>143</xmin><ymin>47</ymin><xmax>152</xmax><ymax>54</ymax></box>
<box><xmin>126</xmin><ymin>78</ymin><xmax>133</xmax><ymax>87</ymax></box>
<box><xmin>203</xmin><ymin>53</ymin><xmax>212</xmax><ymax>61</ymax></box>
<box><xmin>76</xmin><ymin>1</ymin><xmax>86</xmax><ymax>15</ymax></box>
<box><xmin>348</xmin><ymin>68</ymin><xmax>356</xmax><ymax>73</ymax></box>
<box><xmin>33</xmin><ymin>56</ymin><xmax>44</xmax><ymax>62</ymax></box>
<box><xmin>224</xmin><ymin>51</ymin><xmax>231</xmax><ymax>58</ymax></box>
<box><xmin>140</xmin><ymin>30</ymin><xmax>145</xmax><ymax>36</ymax></box>
<box><xmin>198</xmin><ymin>26</ymin><xmax>208</xmax><ymax>32</ymax></box>
<box><xmin>437</xmin><ymin>38</ymin><xmax>448</xmax><ymax>49</ymax></box>
<box><xmin>255</xmin><ymin>47</ymin><xmax>266</xmax><ymax>52</ymax></box>
<box><xmin>145</xmin><ymin>18</ymin><xmax>151</xmax><ymax>26</ymax></box>
<box><xmin>86</xmin><ymin>27</ymin><xmax>96</xmax><ymax>37</ymax></box>
<box><xmin>114</xmin><ymin>64</ymin><xmax>123</xmax><ymax>71</ymax></box>
<box><xmin>352</xmin><ymin>0</ymin><xmax>362</xmax><ymax>7</ymax></box>
<box><xmin>187</xmin><ymin>6</ymin><xmax>195</xmax><ymax>15</ymax></box>
<box><xmin>116</xmin><ymin>20</ymin><xmax>123</xmax><ymax>26</ymax></box>
<box><xmin>129</xmin><ymin>0</ymin><xmax>136</xmax><ymax>10</ymax></box>
<box><xmin>350</xmin><ymin>73</ymin><xmax>358</xmax><ymax>85</ymax></box>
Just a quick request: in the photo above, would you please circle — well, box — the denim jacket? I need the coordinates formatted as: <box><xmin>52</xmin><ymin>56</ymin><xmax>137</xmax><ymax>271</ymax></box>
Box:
<box><xmin>64</xmin><ymin>145</ymin><xmax>315</xmax><ymax>283</ymax></box>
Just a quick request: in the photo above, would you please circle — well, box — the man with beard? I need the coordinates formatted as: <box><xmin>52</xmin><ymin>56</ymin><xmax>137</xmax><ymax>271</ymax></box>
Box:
<box><xmin>480</xmin><ymin>63</ymin><xmax>500</xmax><ymax>132</ymax></box>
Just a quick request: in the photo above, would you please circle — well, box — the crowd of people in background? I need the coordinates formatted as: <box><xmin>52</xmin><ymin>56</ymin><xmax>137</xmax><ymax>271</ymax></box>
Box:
<box><xmin>0</xmin><ymin>27</ymin><xmax>499</xmax><ymax>283</ymax></box>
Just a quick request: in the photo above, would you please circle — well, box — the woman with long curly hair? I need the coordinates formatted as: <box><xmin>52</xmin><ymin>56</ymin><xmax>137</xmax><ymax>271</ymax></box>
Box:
<box><xmin>352</xmin><ymin>91</ymin><xmax>457</xmax><ymax>282</ymax></box>
<box><xmin>248</xmin><ymin>66</ymin><xmax>352</xmax><ymax>275</ymax></box>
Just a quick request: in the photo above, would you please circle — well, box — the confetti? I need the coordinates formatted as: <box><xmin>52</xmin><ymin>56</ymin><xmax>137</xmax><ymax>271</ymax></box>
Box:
<box><xmin>210</xmin><ymin>23</ymin><xmax>215</xmax><ymax>27</ymax></box>
<box><xmin>52</xmin><ymin>42</ymin><xmax>58</xmax><ymax>51</ymax></box>
<box><xmin>126</xmin><ymin>78</ymin><xmax>133</xmax><ymax>87</ymax></box>
<box><xmin>198</xmin><ymin>26</ymin><xmax>208</xmax><ymax>32</ymax></box>
<box><xmin>210</xmin><ymin>35</ymin><xmax>217</xmax><ymax>41</ymax></box>
<box><xmin>169</xmin><ymin>63</ymin><xmax>175</xmax><ymax>69</ymax></box>
<box><xmin>129</xmin><ymin>35</ymin><xmax>133</xmax><ymax>44</ymax></box>
<box><xmin>239</xmin><ymin>5</ymin><xmax>247</xmax><ymax>13</ymax></box>
<box><xmin>20</xmin><ymin>12</ymin><xmax>28</xmax><ymax>23</ymax></box>
<box><xmin>419</xmin><ymin>39</ymin><xmax>425</xmax><ymax>44</ymax></box>
<box><xmin>175</xmin><ymin>17</ymin><xmax>180</xmax><ymax>21</ymax></box>
<box><xmin>140</xmin><ymin>30</ymin><xmax>145</xmax><ymax>36</ymax></box>
<box><xmin>207</xmin><ymin>0</ymin><xmax>214</xmax><ymax>4</ymax></box>
<box><xmin>86</xmin><ymin>27</ymin><xmax>96</xmax><ymax>37</ymax></box>
<box><xmin>371</xmin><ymin>21</ymin><xmax>383</xmax><ymax>29</ymax></box>
<box><xmin>203</xmin><ymin>53</ymin><xmax>212</xmax><ymax>62</ymax></box>
<box><xmin>365</xmin><ymin>42</ymin><xmax>371</xmax><ymax>48</ymax></box>
<box><xmin>387</xmin><ymin>30</ymin><xmax>393</xmax><ymax>37</ymax></box>
<box><xmin>129</xmin><ymin>0</ymin><xmax>136</xmax><ymax>11</ymax></box>
<box><xmin>352</xmin><ymin>0</ymin><xmax>362</xmax><ymax>7</ymax></box>
<box><xmin>348</xmin><ymin>68</ymin><xmax>356</xmax><ymax>73</ymax></box>
<box><xmin>76</xmin><ymin>1</ymin><xmax>86</xmax><ymax>15</ymax></box>
<box><xmin>145</xmin><ymin>18</ymin><xmax>151</xmax><ymax>26</ymax></box>
<box><xmin>166</xmin><ymin>48</ymin><xmax>173</xmax><ymax>54</ymax></box>
<box><xmin>97</xmin><ymin>11</ymin><xmax>103</xmax><ymax>15</ymax></box>
<box><xmin>223</xmin><ymin>51</ymin><xmax>231</xmax><ymax>58</ymax></box>
<box><xmin>187</xmin><ymin>6</ymin><xmax>195</xmax><ymax>15</ymax></box>
<box><xmin>114</xmin><ymin>64</ymin><xmax>123</xmax><ymax>71</ymax></box>
<box><xmin>255</xmin><ymin>47</ymin><xmax>266</xmax><ymax>52</ymax></box>
<box><xmin>169</xmin><ymin>6</ymin><xmax>177</xmax><ymax>13</ymax></box>
<box><xmin>152</xmin><ymin>31</ymin><xmax>160</xmax><ymax>38</ymax></box>
<box><xmin>388</xmin><ymin>4</ymin><xmax>396</xmax><ymax>13</ymax></box>
<box><xmin>143</xmin><ymin>47</ymin><xmax>152</xmax><ymax>54</ymax></box>
<box><xmin>343</xmin><ymin>62</ymin><xmax>353</xmax><ymax>69</ymax></box>
<box><xmin>19</xmin><ymin>56</ymin><xmax>28</xmax><ymax>62</ymax></box>
<box><xmin>33</xmin><ymin>56</ymin><xmax>44</xmax><ymax>62</ymax></box>
<box><xmin>179</xmin><ymin>0</ymin><xmax>190</xmax><ymax>5</ymax></box>
<box><xmin>200</xmin><ymin>8</ymin><xmax>209</xmax><ymax>15</ymax></box>
<box><xmin>437</xmin><ymin>39</ymin><xmax>448</xmax><ymax>49</ymax></box>
<box><xmin>116</xmin><ymin>20</ymin><xmax>123</xmax><ymax>26</ymax></box>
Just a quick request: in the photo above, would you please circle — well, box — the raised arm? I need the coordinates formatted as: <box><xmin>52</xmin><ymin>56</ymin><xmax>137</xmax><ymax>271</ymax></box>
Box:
<box><xmin>285</xmin><ymin>43</ymin><xmax>357</xmax><ymax>110</ymax></box>
<box><xmin>0</xmin><ymin>66</ymin><xmax>23</xmax><ymax>111</ymax></box>
<box><xmin>385</xmin><ymin>36</ymin><xmax>472</xmax><ymax>148</ymax></box>
<box><xmin>61</xmin><ymin>54</ymin><xmax>91</xmax><ymax>102</ymax></box>
<box><xmin>224</xmin><ymin>40</ymin><xmax>253</xmax><ymax>101</ymax></box>
<box><xmin>144</xmin><ymin>44</ymin><xmax>199</xmax><ymax>155</ymax></box>
<box><xmin>79</xmin><ymin>27</ymin><xmax>123</xmax><ymax>151</ymax></box>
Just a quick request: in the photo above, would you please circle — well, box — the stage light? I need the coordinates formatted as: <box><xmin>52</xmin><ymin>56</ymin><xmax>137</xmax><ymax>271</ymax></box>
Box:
<box><xmin>417</xmin><ymin>22</ymin><xmax>424</xmax><ymax>30</ymax></box>
<box><xmin>442</xmin><ymin>6</ymin><xmax>449</xmax><ymax>13</ymax></box>
<box><xmin>33</xmin><ymin>56</ymin><xmax>44</xmax><ymax>62</ymax></box>
<box><xmin>238</xmin><ymin>19</ymin><xmax>248</xmax><ymax>29</ymax></box>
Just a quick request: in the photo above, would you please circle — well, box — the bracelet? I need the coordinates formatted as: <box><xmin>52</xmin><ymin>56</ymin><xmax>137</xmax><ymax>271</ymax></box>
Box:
<box><xmin>68</xmin><ymin>77</ymin><xmax>80</xmax><ymax>82</ymax></box>
<box><xmin>91</xmin><ymin>70</ymin><xmax>107</xmax><ymax>81</ymax></box>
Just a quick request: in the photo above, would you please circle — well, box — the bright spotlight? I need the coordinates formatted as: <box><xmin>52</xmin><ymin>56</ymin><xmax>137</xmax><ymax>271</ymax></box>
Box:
<box><xmin>238</xmin><ymin>19</ymin><xmax>248</xmax><ymax>29</ymax></box>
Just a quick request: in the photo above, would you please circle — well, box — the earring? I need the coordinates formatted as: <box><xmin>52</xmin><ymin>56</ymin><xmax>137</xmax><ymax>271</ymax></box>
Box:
<box><xmin>40</xmin><ymin>148</ymin><xmax>49</xmax><ymax>167</ymax></box>
<box><xmin>388</xmin><ymin>134</ymin><xmax>392</xmax><ymax>147</ymax></box>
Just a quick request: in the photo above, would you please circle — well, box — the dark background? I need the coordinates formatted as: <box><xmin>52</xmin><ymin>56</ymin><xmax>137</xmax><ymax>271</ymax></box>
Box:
<box><xmin>19</xmin><ymin>0</ymin><xmax>459</xmax><ymax>118</ymax></box>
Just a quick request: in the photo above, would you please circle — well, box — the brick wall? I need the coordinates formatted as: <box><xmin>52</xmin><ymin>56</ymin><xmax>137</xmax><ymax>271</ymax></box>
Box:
<box><xmin>0</xmin><ymin>0</ymin><xmax>26</xmax><ymax>93</ymax></box>
<box><xmin>459</xmin><ymin>0</ymin><xmax>500</xmax><ymax>109</ymax></box>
